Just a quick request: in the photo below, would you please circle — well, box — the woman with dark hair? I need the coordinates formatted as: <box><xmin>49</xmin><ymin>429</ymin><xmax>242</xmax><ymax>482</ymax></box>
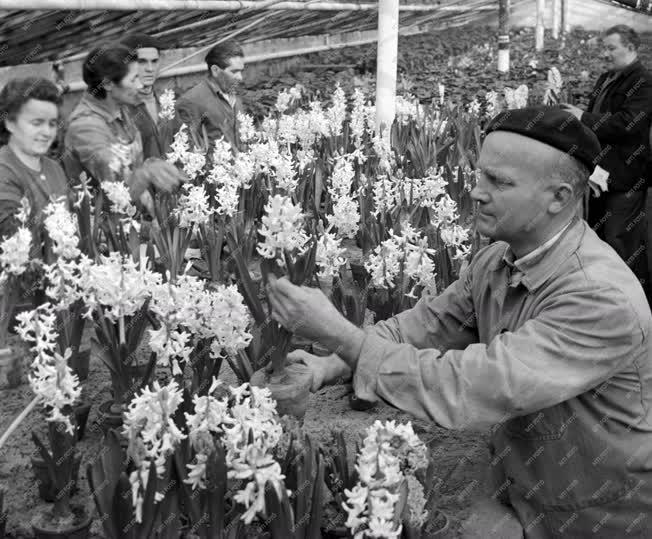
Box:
<box><xmin>0</xmin><ymin>77</ymin><xmax>69</xmax><ymax>241</ymax></box>
<box><xmin>63</xmin><ymin>44</ymin><xmax>183</xmax><ymax>209</ymax></box>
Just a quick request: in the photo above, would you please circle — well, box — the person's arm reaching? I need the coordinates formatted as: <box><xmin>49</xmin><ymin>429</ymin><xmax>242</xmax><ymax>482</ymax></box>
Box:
<box><xmin>65</xmin><ymin>116</ymin><xmax>183</xmax><ymax>200</ymax></box>
<box><xmin>354</xmin><ymin>283</ymin><xmax>642</xmax><ymax>429</ymax></box>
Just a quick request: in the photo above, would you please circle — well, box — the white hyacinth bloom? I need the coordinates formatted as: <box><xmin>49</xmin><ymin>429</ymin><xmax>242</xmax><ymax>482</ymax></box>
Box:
<box><xmin>102</xmin><ymin>181</ymin><xmax>136</xmax><ymax>217</ymax></box>
<box><xmin>316</xmin><ymin>230</ymin><xmax>347</xmax><ymax>280</ymax></box>
<box><xmin>43</xmin><ymin>199</ymin><xmax>81</xmax><ymax>259</ymax></box>
<box><xmin>174</xmin><ymin>184</ymin><xmax>213</xmax><ymax>229</ymax></box>
<box><xmin>158</xmin><ymin>88</ymin><xmax>176</xmax><ymax>121</ymax></box>
<box><xmin>257</xmin><ymin>194</ymin><xmax>309</xmax><ymax>259</ymax></box>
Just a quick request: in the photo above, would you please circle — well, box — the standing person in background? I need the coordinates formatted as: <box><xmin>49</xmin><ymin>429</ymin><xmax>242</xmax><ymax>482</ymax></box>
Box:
<box><xmin>173</xmin><ymin>40</ymin><xmax>245</xmax><ymax>151</ymax></box>
<box><xmin>563</xmin><ymin>25</ymin><xmax>652</xmax><ymax>303</ymax></box>
<box><xmin>63</xmin><ymin>45</ymin><xmax>184</xmax><ymax>211</ymax></box>
<box><xmin>119</xmin><ymin>33</ymin><xmax>167</xmax><ymax>160</ymax></box>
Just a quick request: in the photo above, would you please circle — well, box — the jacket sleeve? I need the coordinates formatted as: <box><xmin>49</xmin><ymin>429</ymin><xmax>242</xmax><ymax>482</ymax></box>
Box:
<box><xmin>354</xmin><ymin>283</ymin><xmax>643</xmax><ymax>430</ymax></box>
<box><xmin>581</xmin><ymin>73</ymin><xmax>652</xmax><ymax>143</ymax></box>
<box><xmin>363</xmin><ymin>261</ymin><xmax>479</xmax><ymax>352</ymax></box>
<box><xmin>0</xmin><ymin>165</ymin><xmax>25</xmax><ymax>239</ymax></box>
<box><xmin>64</xmin><ymin>115</ymin><xmax>121</xmax><ymax>185</ymax></box>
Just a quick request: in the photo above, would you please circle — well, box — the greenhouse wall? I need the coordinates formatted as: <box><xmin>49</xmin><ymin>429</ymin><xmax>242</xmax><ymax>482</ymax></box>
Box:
<box><xmin>511</xmin><ymin>0</ymin><xmax>651</xmax><ymax>32</ymax></box>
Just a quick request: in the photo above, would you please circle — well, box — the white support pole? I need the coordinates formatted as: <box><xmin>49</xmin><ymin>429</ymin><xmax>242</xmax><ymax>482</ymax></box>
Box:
<box><xmin>376</xmin><ymin>0</ymin><xmax>399</xmax><ymax>135</ymax></box>
<box><xmin>561</xmin><ymin>0</ymin><xmax>570</xmax><ymax>34</ymax></box>
<box><xmin>552</xmin><ymin>0</ymin><xmax>560</xmax><ymax>39</ymax></box>
<box><xmin>497</xmin><ymin>0</ymin><xmax>510</xmax><ymax>73</ymax></box>
<box><xmin>535</xmin><ymin>0</ymin><xmax>546</xmax><ymax>52</ymax></box>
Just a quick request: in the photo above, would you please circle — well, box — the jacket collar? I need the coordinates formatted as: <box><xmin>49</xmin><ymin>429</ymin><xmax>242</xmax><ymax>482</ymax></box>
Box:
<box><xmin>607</xmin><ymin>58</ymin><xmax>642</xmax><ymax>80</ymax></box>
<box><xmin>490</xmin><ymin>217</ymin><xmax>584</xmax><ymax>291</ymax></box>
<box><xmin>78</xmin><ymin>91</ymin><xmax>122</xmax><ymax>122</ymax></box>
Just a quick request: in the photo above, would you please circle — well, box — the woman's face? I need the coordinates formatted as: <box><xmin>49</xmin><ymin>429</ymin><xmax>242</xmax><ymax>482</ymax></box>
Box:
<box><xmin>109</xmin><ymin>62</ymin><xmax>143</xmax><ymax>106</ymax></box>
<box><xmin>5</xmin><ymin>98</ymin><xmax>59</xmax><ymax>157</ymax></box>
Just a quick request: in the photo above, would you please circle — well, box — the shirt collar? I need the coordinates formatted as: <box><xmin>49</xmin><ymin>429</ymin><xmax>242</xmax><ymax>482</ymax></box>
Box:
<box><xmin>80</xmin><ymin>91</ymin><xmax>122</xmax><ymax>122</ymax></box>
<box><xmin>492</xmin><ymin>217</ymin><xmax>583</xmax><ymax>291</ymax></box>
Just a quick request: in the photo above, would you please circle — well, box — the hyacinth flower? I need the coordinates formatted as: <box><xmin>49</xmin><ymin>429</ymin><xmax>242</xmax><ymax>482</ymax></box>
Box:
<box><xmin>0</xmin><ymin>197</ymin><xmax>34</xmax><ymax>347</ymax></box>
<box><xmin>88</xmin><ymin>381</ymin><xmax>186</xmax><ymax>539</ymax></box>
<box><xmin>342</xmin><ymin>421</ymin><xmax>431</xmax><ymax>539</ymax></box>
<box><xmin>148</xmin><ymin>274</ymin><xmax>253</xmax><ymax>389</ymax></box>
<box><xmin>229</xmin><ymin>194</ymin><xmax>317</xmax><ymax>379</ymax></box>
<box><xmin>175</xmin><ymin>381</ymin><xmax>291</xmax><ymax>538</ymax></box>
<box><xmin>79</xmin><ymin>252</ymin><xmax>161</xmax><ymax>408</ymax></box>
<box><xmin>16</xmin><ymin>303</ymin><xmax>83</xmax><ymax>523</ymax></box>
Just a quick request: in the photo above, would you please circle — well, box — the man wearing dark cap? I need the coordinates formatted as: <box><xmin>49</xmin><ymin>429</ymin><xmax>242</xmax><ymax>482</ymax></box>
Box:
<box><xmin>562</xmin><ymin>25</ymin><xmax>652</xmax><ymax>302</ymax></box>
<box><xmin>119</xmin><ymin>33</ymin><xmax>166</xmax><ymax>159</ymax></box>
<box><xmin>264</xmin><ymin>107</ymin><xmax>652</xmax><ymax>537</ymax></box>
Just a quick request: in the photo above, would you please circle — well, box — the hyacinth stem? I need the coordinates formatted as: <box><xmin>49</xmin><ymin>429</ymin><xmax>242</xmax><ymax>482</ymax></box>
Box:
<box><xmin>119</xmin><ymin>316</ymin><xmax>126</xmax><ymax>346</ymax></box>
<box><xmin>0</xmin><ymin>396</ymin><xmax>40</xmax><ymax>450</ymax></box>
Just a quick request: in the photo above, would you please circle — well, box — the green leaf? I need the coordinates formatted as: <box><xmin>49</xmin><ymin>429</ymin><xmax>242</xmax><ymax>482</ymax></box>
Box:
<box><xmin>306</xmin><ymin>452</ymin><xmax>326</xmax><ymax>539</ymax></box>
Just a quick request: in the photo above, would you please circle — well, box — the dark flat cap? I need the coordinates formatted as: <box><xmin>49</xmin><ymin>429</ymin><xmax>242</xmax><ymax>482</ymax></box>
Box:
<box><xmin>485</xmin><ymin>106</ymin><xmax>601</xmax><ymax>171</ymax></box>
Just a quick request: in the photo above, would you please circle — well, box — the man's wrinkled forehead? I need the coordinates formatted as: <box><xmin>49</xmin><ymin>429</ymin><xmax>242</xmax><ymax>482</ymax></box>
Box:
<box><xmin>479</xmin><ymin>131</ymin><xmax>566</xmax><ymax>176</ymax></box>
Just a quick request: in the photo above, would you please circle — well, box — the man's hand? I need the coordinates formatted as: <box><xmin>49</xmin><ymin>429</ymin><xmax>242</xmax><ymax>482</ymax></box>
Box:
<box><xmin>266</xmin><ymin>275</ymin><xmax>366</xmax><ymax>367</ymax></box>
<box><xmin>285</xmin><ymin>349</ymin><xmax>352</xmax><ymax>392</ymax></box>
<box><xmin>561</xmin><ymin>104</ymin><xmax>584</xmax><ymax>121</ymax></box>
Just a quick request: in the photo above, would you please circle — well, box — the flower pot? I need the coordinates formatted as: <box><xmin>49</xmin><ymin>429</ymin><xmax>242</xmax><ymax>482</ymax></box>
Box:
<box><xmin>127</xmin><ymin>361</ymin><xmax>149</xmax><ymax>382</ymax></box>
<box><xmin>31</xmin><ymin>453</ymin><xmax>82</xmax><ymax>502</ymax></box>
<box><xmin>68</xmin><ymin>349</ymin><xmax>90</xmax><ymax>381</ymax></box>
<box><xmin>349</xmin><ymin>393</ymin><xmax>377</xmax><ymax>412</ymax></box>
<box><xmin>0</xmin><ymin>346</ymin><xmax>23</xmax><ymax>389</ymax></box>
<box><xmin>321</xmin><ymin>525</ymin><xmax>349</xmax><ymax>538</ymax></box>
<box><xmin>250</xmin><ymin>362</ymin><xmax>313</xmax><ymax>419</ymax></box>
<box><xmin>31</xmin><ymin>505</ymin><xmax>92</xmax><ymax>539</ymax></box>
<box><xmin>422</xmin><ymin>509</ymin><xmax>451</xmax><ymax>537</ymax></box>
<box><xmin>97</xmin><ymin>400</ymin><xmax>124</xmax><ymax>437</ymax></box>
<box><xmin>73</xmin><ymin>402</ymin><xmax>91</xmax><ymax>441</ymax></box>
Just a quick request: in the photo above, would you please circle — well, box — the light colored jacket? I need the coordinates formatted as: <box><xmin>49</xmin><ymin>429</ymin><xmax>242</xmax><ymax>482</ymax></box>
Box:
<box><xmin>355</xmin><ymin>217</ymin><xmax>652</xmax><ymax>537</ymax></box>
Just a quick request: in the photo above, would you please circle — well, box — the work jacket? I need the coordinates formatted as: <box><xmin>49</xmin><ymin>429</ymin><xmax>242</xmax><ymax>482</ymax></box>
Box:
<box><xmin>354</xmin><ymin>218</ymin><xmax>652</xmax><ymax>537</ymax></box>
<box><xmin>174</xmin><ymin>77</ymin><xmax>242</xmax><ymax>152</ymax></box>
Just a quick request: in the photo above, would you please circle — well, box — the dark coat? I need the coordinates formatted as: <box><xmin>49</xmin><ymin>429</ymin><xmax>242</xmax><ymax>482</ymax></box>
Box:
<box><xmin>581</xmin><ymin>60</ymin><xmax>652</xmax><ymax>192</ymax></box>
<box><xmin>174</xmin><ymin>77</ymin><xmax>242</xmax><ymax>152</ymax></box>
<box><xmin>127</xmin><ymin>101</ymin><xmax>164</xmax><ymax>160</ymax></box>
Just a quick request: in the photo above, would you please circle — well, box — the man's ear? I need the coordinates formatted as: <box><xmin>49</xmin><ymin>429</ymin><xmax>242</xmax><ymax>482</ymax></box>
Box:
<box><xmin>209</xmin><ymin>64</ymin><xmax>220</xmax><ymax>79</ymax></box>
<box><xmin>551</xmin><ymin>182</ymin><xmax>575</xmax><ymax>213</ymax></box>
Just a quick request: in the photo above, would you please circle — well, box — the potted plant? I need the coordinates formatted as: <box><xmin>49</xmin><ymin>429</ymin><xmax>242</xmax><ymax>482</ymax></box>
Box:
<box><xmin>77</xmin><ymin>251</ymin><xmax>159</xmax><ymax>432</ymax></box>
<box><xmin>175</xmin><ymin>380</ymin><xmax>281</xmax><ymax>538</ymax></box>
<box><xmin>340</xmin><ymin>420</ymin><xmax>449</xmax><ymax>539</ymax></box>
<box><xmin>89</xmin><ymin>380</ymin><xmax>187</xmax><ymax>539</ymax></box>
<box><xmin>231</xmin><ymin>194</ymin><xmax>317</xmax><ymax>418</ymax></box>
<box><xmin>14</xmin><ymin>305</ymin><xmax>91</xmax><ymax>538</ymax></box>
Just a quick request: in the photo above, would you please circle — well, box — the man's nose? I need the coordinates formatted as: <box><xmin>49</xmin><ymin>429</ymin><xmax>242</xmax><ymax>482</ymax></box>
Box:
<box><xmin>470</xmin><ymin>183</ymin><xmax>488</xmax><ymax>203</ymax></box>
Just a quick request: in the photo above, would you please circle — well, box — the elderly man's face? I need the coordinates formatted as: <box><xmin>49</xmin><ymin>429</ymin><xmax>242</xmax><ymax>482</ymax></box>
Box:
<box><xmin>602</xmin><ymin>33</ymin><xmax>636</xmax><ymax>71</ymax></box>
<box><xmin>471</xmin><ymin>132</ymin><xmax>562</xmax><ymax>244</ymax></box>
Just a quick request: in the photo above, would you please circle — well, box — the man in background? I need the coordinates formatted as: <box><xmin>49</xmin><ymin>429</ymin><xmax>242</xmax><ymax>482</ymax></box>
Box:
<box><xmin>563</xmin><ymin>24</ymin><xmax>652</xmax><ymax>302</ymax></box>
<box><xmin>119</xmin><ymin>33</ymin><xmax>167</xmax><ymax>159</ymax></box>
<box><xmin>174</xmin><ymin>40</ymin><xmax>245</xmax><ymax>151</ymax></box>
